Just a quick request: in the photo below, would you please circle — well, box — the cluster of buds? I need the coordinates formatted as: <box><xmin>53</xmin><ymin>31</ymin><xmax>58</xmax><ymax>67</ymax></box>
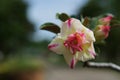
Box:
<box><xmin>94</xmin><ymin>14</ymin><xmax>113</xmax><ymax>41</ymax></box>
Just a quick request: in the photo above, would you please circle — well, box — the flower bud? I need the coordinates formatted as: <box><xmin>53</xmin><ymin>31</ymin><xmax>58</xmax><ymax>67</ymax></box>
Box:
<box><xmin>94</xmin><ymin>14</ymin><xmax>113</xmax><ymax>41</ymax></box>
<box><xmin>94</xmin><ymin>25</ymin><xmax>110</xmax><ymax>41</ymax></box>
<box><xmin>99</xmin><ymin>14</ymin><xmax>113</xmax><ymax>25</ymax></box>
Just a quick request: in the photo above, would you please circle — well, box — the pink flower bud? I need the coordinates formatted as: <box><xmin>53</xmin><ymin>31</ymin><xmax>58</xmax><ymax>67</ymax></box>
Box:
<box><xmin>99</xmin><ymin>14</ymin><xmax>113</xmax><ymax>25</ymax></box>
<box><xmin>94</xmin><ymin>14</ymin><xmax>113</xmax><ymax>41</ymax></box>
<box><xmin>94</xmin><ymin>25</ymin><xmax>110</xmax><ymax>40</ymax></box>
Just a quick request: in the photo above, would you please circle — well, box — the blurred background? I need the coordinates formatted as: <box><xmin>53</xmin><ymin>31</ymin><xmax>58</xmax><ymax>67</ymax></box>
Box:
<box><xmin>0</xmin><ymin>0</ymin><xmax>120</xmax><ymax>80</ymax></box>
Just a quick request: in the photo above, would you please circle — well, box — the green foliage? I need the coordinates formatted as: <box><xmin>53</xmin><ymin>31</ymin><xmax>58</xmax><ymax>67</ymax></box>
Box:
<box><xmin>56</xmin><ymin>13</ymin><xmax>70</xmax><ymax>22</ymax></box>
<box><xmin>89</xmin><ymin>17</ymin><xmax>99</xmax><ymax>30</ymax></box>
<box><xmin>40</xmin><ymin>23</ymin><xmax>60</xmax><ymax>34</ymax></box>
<box><xmin>82</xmin><ymin>17</ymin><xmax>90</xmax><ymax>27</ymax></box>
<box><xmin>40</xmin><ymin>13</ymin><xmax>71</xmax><ymax>34</ymax></box>
<box><xmin>77</xmin><ymin>0</ymin><xmax>120</xmax><ymax>20</ymax></box>
<box><xmin>78</xmin><ymin>0</ymin><xmax>120</xmax><ymax>64</ymax></box>
<box><xmin>0</xmin><ymin>56</ymin><xmax>45</xmax><ymax>75</ymax></box>
<box><xmin>0</xmin><ymin>0</ymin><xmax>34</xmax><ymax>54</ymax></box>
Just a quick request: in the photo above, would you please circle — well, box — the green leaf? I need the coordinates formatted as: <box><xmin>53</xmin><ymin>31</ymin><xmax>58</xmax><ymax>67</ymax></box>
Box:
<box><xmin>56</xmin><ymin>13</ymin><xmax>70</xmax><ymax>22</ymax></box>
<box><xmin>82</xmin><ymin>17</ymin><xmax>90</xmax><ymax>27</ymax></box>
<box><xmin>95</xmin><ymin>39</ymin><xmax>106</xmax><ymax>45</ymax></box>
<box><xmin>0</xmin><ymin>57</ymin><xmax>45</xmax><ymax>74</ymax></box>
<box><xmin>89</xmin><ymin>17</ymin><xmax>99</xmax><ymax>30</ymax></box>
<box><xmin>40</xmin><ymin>23</ymin><xmax>60</xmax><ymax>34</ymax></box>
<box><xmin>110</xmin><ymin>19</ymin><xmax>120</xmax><ymax>29</ymax></box>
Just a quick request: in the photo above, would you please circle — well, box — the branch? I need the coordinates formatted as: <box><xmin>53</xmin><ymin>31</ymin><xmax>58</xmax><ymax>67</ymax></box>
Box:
<box><xmin>84</xmin><ymin>62</ymin><xmax>120</xmax><ymax>72</ymax></box>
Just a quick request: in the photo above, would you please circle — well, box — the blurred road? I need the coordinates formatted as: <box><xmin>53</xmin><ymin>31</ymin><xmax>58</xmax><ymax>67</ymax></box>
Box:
<box><xmin>46</xmin><ymin>67</ymin><xmax>120</xmax><ymax>80</ymax></box>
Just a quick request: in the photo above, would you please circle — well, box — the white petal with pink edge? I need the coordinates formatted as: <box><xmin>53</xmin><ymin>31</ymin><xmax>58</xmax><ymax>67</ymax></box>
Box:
<box><xmin>48</xmin><ymin>35</ymin><xmax>66</xmax><ymax>55</ymax></box>
<box><xmin>61</xmin><ymin>18</ymin><xmax>95</xmax><ymax>42</ymax></box>
<box><xmin>63</xmin><ymin>50</ymin><xmax>77</xmax><ymax>68</ymax></box>
<box><xmin>61</xmin><ymin>18</ymin><xmax>86</xmax><ymax>38</ymax></box>
<box><xmin>75</xmin><ymin>43</ymin><xmax>96</xmax><ymax>62</ymax></box>
<box><xmin>82</xmin><ymin>27</ymin><xmax>96</xmax><ymax>42</ymax></box>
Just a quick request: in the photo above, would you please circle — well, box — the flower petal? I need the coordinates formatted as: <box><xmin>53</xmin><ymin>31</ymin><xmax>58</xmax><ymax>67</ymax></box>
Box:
<box><xmin>70</xmin><ymin>58</ymin><xmax>76</xmax><ymax>69</ymax></box>
<box><xmin>76</xmin><ymin>43</ymin><xmax>96</xmax><ymax>62</ymax></box>
<box><xmin>61</xmin><ymin>18</ymin><xmax>95</xmax><ymax>42</ymax></box>
<box><xmin>61</xmin><ymin>18</ymin><xmax>85</xmax><ymax>38</ymax></box>
<box><xmin>88</xmin><ymin>42</ymin><xmax>96</xmax><ymax>57</ymax></box>
<box><xmin>76</xmin><ymin>52</ymin><xmax>94</xmax><ymax>62</ymax></box>
<box><xmin>48</xmin><ymin>35</ymin><xmax>66</xmax><ymax>55</ymax></box>
<box><xmin>83</xmin><ymin>27</ymin><xmax>96</xmax><ymax>42</ymax></box>
<box><xmin>63</xmin><ymin>51</ymin><xmax>77</xmax><ymax>68</ymax></box>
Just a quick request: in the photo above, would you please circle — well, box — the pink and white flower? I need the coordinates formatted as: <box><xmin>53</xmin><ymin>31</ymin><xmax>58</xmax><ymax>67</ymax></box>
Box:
<box><xmin>48</xmin><ymin>18</ymin><xmax>96</xmax><ymax>68</ymax></box>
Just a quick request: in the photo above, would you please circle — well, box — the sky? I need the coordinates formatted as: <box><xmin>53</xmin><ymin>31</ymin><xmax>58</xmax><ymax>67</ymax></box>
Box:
<box><xmin>24</xmin><ymin>0</ymin><xmax>88</xmax><ymax>41</ymax></box>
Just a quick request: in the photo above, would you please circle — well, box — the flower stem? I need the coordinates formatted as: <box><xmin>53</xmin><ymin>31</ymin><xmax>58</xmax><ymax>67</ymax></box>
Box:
<box><xmin>84</xmin><ymin>62</ymin><xmax>120</xmax><ymax>72</ymax></box>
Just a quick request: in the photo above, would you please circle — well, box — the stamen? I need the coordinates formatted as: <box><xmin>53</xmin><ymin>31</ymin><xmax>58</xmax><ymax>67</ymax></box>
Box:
<box><xmin>64</xmin><ymin>32</ymin><xmax>85</xmax><ymax>54</ymax></box>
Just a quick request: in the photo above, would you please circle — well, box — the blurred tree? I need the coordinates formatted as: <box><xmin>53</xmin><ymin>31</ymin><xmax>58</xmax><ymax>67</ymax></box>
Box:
<box><xmin>0</xmin><ymin>0</ymin><xmax>34</xmax><ymax>55</ymax></box>
<box><xmin>77</xmin><ymin>0</ymin><xmax>120</xmax><ymax>18</ymax></box>
<box><xmin>76</xmin><ymin>0</ymin><xmax>120</xmax><ymax>65</ymax></box>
